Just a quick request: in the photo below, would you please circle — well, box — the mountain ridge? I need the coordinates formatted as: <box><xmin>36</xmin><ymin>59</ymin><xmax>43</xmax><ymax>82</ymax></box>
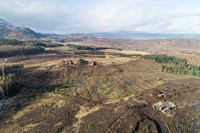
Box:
<box><xmin>1</xmin><ymin>18</ymin><xmax>200</xmax><ymax>41</ymax></box>
<box><xmin>0</xmin><ymin>18</ymin><xmax>45</xmax><ymax>40</ymax></box>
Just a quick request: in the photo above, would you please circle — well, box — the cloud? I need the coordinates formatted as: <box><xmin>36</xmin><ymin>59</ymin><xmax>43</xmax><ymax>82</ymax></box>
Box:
<box><xmin>1</xmin><ymin>0</ymin><xmax>200</xmax><ymax>34</ymax></box>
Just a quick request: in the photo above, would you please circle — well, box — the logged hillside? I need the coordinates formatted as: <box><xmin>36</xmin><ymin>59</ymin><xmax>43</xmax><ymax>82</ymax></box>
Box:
<box><xmin>171</xmin><ymin>53</ymin><xmax>200</xmax><ymax>66</ymax></box>
<box><xmin>0</xmin><ymin>45</ymin><xmax>44</xmax><ymax>57</ymax></box>
<box><xmin>0</xmin><ymin>38</ymin><xmax>66</xmax><ymax>58</ymax></box>
<box><xmin>0</xmin><ymin>38</ymin><xmax>22</xmax><ymax>45</ymax></box>
<box><xmin>0</xmin><ymin>53</ymin><xmax>199</xmax><ymax>133</ymax></box>
<box><xmin>0</xmin><ymin>30</ymin><xmax>200</xmax><ymax>133</ymax></box>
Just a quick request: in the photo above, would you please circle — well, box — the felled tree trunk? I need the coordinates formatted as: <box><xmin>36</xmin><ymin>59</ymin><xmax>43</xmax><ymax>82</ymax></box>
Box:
<box><xmin>0</xmin><ymin>85</ymin><xmax>5</xmax><ymax>99</ymax></box>
<box><xmin>0</xmin><ymin>66</ymin><xmax>6</xmax><ymax>98</ymax></box>
<box><xmin>4</xmin><ymin>83</ymin><xmax>9</xmax><ymax>96</ymax></box>
<box><xmin>2</xmin><ymin>66</ymin><xmax>5</xmax><ymax>81</ymax></box>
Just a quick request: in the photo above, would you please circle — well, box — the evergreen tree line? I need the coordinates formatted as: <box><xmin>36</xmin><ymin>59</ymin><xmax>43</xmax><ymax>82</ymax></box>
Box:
<box><xmin>142</xmin><ymin>54</ymin><xmax>200</xmax><ymax>77</ymax></box>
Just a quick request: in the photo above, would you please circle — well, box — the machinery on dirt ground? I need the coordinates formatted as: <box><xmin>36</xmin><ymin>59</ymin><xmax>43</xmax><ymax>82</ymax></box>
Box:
<box><xmin>152</xmin><ymin>101</ymin><xmax>176</xmax><ymax>117</ymax></box>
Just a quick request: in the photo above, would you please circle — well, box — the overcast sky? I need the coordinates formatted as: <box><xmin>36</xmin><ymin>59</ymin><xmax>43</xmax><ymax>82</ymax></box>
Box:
<box><xmin>1</xmin><ymin>0</ymin><xmax>200</xmax><ymax>34</ymax></box>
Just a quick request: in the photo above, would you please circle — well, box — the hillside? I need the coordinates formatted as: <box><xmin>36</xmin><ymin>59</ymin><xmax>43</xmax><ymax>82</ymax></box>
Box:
<box><xmin>0</xmin><ymin>18</ymin><xmax>44</xmax><ymax>40</ymax></box>
<box><xmin>0</xmin><ymin>51</ymin><xmax>199</xmax><ymax>133</ymax></box>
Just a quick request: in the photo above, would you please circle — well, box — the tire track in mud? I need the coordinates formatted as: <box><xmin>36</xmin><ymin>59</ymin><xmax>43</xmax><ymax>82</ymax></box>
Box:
<box><xmin>106</xmin><ymin>105</ymin><xmax>163</xmax><ymax>133</ymax></box>
<box><xmin>140</xmin><ymin>114</ymin><xmax>162</xmax><ymax>133</ymax></box>
<box><xmin>107</xmin><ymin>109</ymin><xmax>129</xmax><ymax>132</ymax></box>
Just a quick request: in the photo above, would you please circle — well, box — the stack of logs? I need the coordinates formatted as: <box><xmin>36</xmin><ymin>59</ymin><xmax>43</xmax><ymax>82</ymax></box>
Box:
<box><xmin>62</xmin><ymin>59</ymin><xmax>97</xmax><ymax>67</ymax></box>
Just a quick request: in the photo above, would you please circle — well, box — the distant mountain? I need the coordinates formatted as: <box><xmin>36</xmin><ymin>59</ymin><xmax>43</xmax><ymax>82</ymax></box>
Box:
<box><xmin>0</xmin><ymin>18</ymin><xmax>44</xmax><ymax>40</ymax></box>
<box><xmin>89</xmin><ymin>31</ymin><xmax>200</xmax><ymax>40</ymax></box>
<box><xmin>1</xmin><ymin>18</ymin><xmax>200</xmax><ymax>41</ymax></box>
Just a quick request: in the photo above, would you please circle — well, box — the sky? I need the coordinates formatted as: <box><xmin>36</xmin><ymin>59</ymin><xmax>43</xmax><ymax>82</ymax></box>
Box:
<box><xmin>1</xmin><ymin>0</ymin><xmax>200</xmax><ymax>34</ymax></box>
